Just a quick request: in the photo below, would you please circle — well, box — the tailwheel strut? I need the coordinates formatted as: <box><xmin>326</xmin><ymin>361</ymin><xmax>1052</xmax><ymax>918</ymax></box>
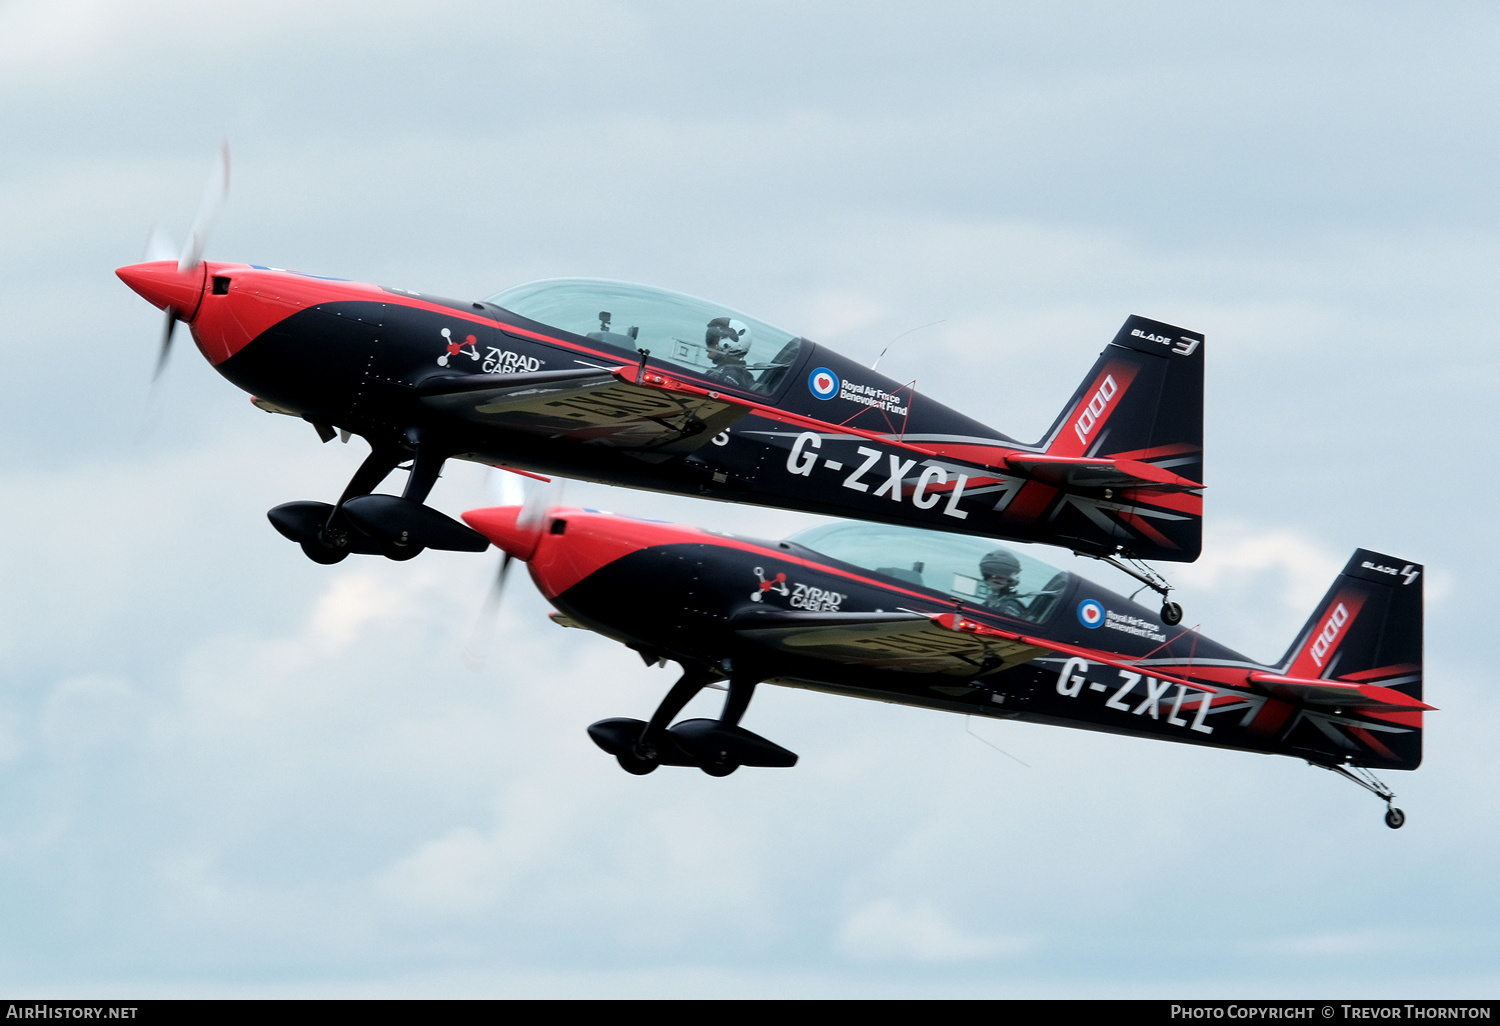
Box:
<box><xmin>1315</xmin><ymin>761</ymin><xmax>1406</xmax><ymax>829</ymax></box>
<box><xmin>1077</xmin><ymin>551</ymin><xmax>1182</xmax><ymax>625</ymax></box>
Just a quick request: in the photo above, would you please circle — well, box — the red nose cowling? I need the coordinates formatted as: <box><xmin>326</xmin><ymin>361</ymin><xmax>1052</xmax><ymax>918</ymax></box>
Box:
<box><xmin>116</xmin><ymin>260</ymin><xmax>208</xmax><ymax>321</ymax></box>
<box><xmin>463</xmin><ymin>506</ymin><xmax>544</xmax><ymax>562</ymax></box>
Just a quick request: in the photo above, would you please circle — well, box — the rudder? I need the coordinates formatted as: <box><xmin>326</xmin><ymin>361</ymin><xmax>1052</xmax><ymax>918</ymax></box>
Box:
<box><xmin>1035</xmin><ymin>315</ymin><xmax>1205</xmax><ymax>483</ymax></box>
<box><xmin>1001</xmin><ymin>315</ymin><xmax>1204</xmax><ymax>562</ymax></box>
<box><xmin>1273</xmin><ymin>548</ymin><xmax>1425</xmax><ymax>769</ymax></box>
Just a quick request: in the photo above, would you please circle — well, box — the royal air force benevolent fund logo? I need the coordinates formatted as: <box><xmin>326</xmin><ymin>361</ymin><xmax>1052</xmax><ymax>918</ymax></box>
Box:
<box><xmin>808</xmin><ymin>367</ymin><xmax>840</xmax><ymax>400</ymax></box>
<box><xmin>1077</xmin><ymin>599</ymin><xmax>1105</xmax><ymax>629</ymax></box>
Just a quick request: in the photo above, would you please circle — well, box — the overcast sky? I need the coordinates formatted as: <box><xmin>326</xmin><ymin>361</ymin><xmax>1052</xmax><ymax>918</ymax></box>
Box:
<box><xmin>1</xmin><ymin>0</ymin><xmax>1497</xmax><ymax>998</ymax></box>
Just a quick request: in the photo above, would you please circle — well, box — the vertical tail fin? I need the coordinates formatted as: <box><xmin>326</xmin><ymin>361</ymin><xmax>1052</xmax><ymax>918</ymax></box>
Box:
<box><xmin>1266</xmin><ymin>549</ymin><xmax>1425</xmax><ymax>769</ymax></box>
<box><xmin>1277</xmin><ymin>549</ymin><xmax>1424</xmax><ymax>696</ymax></box>
<box><xmin>1035</xmin><ymin>315</ymin><xmax>1205</xmax><ymax>481</ymax></box>
<box><xmin>999</xmin><ymin>316</ymin><xmax>1204</xmax><ymax>562</ymax></box>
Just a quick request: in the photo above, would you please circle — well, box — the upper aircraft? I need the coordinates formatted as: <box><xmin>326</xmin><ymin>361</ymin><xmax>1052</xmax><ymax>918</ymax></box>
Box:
<box><xmin>116</xmin><ymin>151</ymin><xmax>1204</xmax><ymax>620</ymax></box>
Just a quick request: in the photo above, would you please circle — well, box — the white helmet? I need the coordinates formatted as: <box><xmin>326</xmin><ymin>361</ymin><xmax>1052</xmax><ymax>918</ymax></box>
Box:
<box><xmin>706</xmin><ymin>316</ymin><xmax>751</xmax><ymax>357</ymax></box>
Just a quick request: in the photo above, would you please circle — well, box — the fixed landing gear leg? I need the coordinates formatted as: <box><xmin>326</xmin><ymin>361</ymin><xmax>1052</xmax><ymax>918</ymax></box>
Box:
<box><xmin>637</xmin><ymin>670</ymin><xmax>714</xmax><ymax>757</ymax></box>
<box><xmin>593</xmin><ymin>668</ymin><xmax>715</xmax><ymax>774</ymax></box>
<box><xmin>336</xmin><ymin>441</ymin><xmax>404</xmax><ymax>507</ymax></box>
<box><xmin>308</xmin><ymin>441</ymin><xmax>404</xmax><ymax>561</ymax></box>
<box><xmin>719</xmin><ymin>675</ymin><xmax>758</xmax><ymax>728</ymax></box>
<box><xmin>270</xmin><ymin>441</ymin><xmax>404</xmax><ymax>563</ymax></box>
<box><xmin>693</xmin><ymin>674</ymin><xmax>762</xmax><ymax>776</ymax></box>
<box><xmin>1316</xmin><ymin>762</ymin><xmax>1406</xmax><ymax>829</ymax></box>
<box><xmin>1077</xmin><ymin>551</ymin><xmax>1182</xmax><ymax>625</ymax></box>
<box><xmin>401</xmin><ymin>438</ymin><xmax>448</xmax><ymax>506</ymax></box>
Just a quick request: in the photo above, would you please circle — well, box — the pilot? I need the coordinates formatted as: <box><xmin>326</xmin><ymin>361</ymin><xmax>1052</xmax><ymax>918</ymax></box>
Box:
<box><xmin>704</xmin><ymin>316</ymin><xmax>754</xmax><ymax>389</ymax></box>
<box><xmin>979</xmin><ymin>548</ymin><xmax>1028</xmax><ymax>618</ymax></box>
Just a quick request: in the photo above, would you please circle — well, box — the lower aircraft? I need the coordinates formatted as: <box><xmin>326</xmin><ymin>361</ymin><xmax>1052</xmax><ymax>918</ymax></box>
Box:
<box><xmin>462</xmin><ymin>502</ymin><xmax>1429</xmax><ymax>828</ymax></box>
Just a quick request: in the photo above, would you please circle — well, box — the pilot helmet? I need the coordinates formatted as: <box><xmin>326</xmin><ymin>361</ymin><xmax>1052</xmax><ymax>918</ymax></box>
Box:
<box><xmin>706</xmin><ymin>316</ymin><xmax>751</xmax><ymax>358</ymax></box>
<box><xmin>979</xmin><ymin>548</ymin><xmax>1022</xmax><ymax>586</ymax></box>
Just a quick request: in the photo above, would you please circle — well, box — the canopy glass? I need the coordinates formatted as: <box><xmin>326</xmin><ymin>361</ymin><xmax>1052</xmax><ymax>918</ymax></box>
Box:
<box><xmin>787</xmin><ymin>521</ymin><xmax>1073</xmax><ymax>624</ymax></box>
<box><xmin>489</xmin><ymin>278</ymin><xmax>807</xmax><ymax>396</ymax></box>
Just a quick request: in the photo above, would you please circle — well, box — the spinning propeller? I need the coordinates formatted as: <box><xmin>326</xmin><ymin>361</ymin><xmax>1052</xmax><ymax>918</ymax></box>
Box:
<box><xmin>124</xmin><ymin>143</ymin><xmax>231</xmax><ymax>380</ymax></box>
<box><xmin>462</xmin><ymin>469</ymin><xmax>563</xmax><ymax>668</ymax></box>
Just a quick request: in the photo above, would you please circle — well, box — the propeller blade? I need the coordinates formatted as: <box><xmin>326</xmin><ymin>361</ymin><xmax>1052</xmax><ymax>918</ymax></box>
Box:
<box><xmin>489</xmin><ymin>467</ymin><xmax>527</xmax><ymax>507</ymax></box>
<box><xmin>153</xmin><ymin>308</ymin><xmax>177</xmax><ymax>381</ymax></box>
<box><xmin>144</xmin><ymin>225</ymin><xmax>178</xmax><ymax>263</ymax></box>
<box><xmin>462</xmin><ymin>552</ymin><xmax>515</xmax><ymax>671</ymax></box>
<box><xmin>497</xmin><ymin>550</ymin><xmax>515</xmax><ymax>595</ymax></box>
<box><xmin>517</xmin><ymin>475</ymin><xmax>560</xmax><ymax>530</ymax></box>
<box><xmin>178</xmin><ymin>141</ymin><xmax>230</xmax><ymax>272</ymax></box>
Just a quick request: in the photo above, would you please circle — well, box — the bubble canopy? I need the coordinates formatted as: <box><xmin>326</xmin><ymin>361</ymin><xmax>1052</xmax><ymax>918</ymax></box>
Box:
<box><xmin>488</xmin><ymin>278</ymin><xmax>808</xmax><ymax>396</ymax></box>
<box><xmin>786</xmin><ymin>521</ymin><xmax>1074</xmax><ymax>624</ymax></box>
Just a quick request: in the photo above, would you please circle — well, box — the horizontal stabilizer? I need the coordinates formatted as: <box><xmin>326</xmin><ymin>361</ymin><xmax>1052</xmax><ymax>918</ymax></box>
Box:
<box><xmin>1247</xmin><ymin>671</ymin><xmax>1435</xmax><ymax>712</ymax></box>
<box><xmin>1003</xmin><ymin>454</ymin><xmax>1199</xmax><ymax>492</ymax></box>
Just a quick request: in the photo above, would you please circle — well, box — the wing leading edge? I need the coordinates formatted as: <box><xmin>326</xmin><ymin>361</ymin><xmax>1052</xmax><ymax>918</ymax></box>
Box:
<box><xmin>418</xmin><ymin>366</ymin><xmax>751</xmax><ymax>458</ymax></box>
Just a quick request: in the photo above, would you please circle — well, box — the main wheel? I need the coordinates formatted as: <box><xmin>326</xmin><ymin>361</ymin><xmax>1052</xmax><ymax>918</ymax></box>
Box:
<box><xmin>1161</xmin><ymin>601</ymin><xmax>1183</xmax><ymax>626</ymax></box>
<box><xmin>616</xmin><ymin>749</ymin><xmax>659</xmax><ymax>775</ymax></box>
<box><xmin>701</xmin><ymin>762</ymin><xmax>738</xmax><ymax>777</ymax></box>
<box><xmin>1385</xmin><ymin>807</ymin><xmax>1406</xmax><ymax>829</ymax></box>
<box><xmin>300</xmin><ymin>538</ymin><xmax>349</xmax><ymax>565</ymax></box>
<box><xmin>382</xmin><ymin>541</ymin><xmax>425</xmax><ymax>562</ymax></box>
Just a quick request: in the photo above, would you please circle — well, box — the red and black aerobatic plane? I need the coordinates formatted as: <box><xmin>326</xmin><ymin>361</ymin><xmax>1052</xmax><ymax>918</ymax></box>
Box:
<box><xmin>463</xmin><ymin>502</ymin><xmax>1429</xmax><ymax>828</ymax></box>
<box><xmin>115</xmin><ymin>156</ymin><xmax>1205</xmax><ymax>621</ymax></box>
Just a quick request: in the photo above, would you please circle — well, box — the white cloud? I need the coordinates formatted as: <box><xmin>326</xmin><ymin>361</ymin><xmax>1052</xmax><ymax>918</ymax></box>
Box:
<box><xmin>838</xmin><ymin>899</ymin><xmax>1031</xmax><ymax>962</ymax></box>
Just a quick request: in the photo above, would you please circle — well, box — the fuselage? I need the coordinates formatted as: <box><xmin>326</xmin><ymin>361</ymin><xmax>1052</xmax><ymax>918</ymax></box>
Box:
<box><xmin>467</xmin><ymin>507</ymin><xmax>1421</xmax><ymax>772</ymax></box>
<box><xmin>116</xmin><ymin>261</ymin><xmax>1203</xmax><ymax>561</ymax></box>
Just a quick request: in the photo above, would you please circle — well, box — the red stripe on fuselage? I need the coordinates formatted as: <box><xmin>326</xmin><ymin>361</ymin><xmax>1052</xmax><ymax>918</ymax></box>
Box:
<box><xmin>508</xmin><ymin>510</ymin><xmax>1253</xmax><ymax>698</ymax></box>
<box><xmin>188</xmin><ymin>265</ymin><xmax>637</xmax><ymax>368</ymax></box>
<box><xmin>188</xmin><ymin>264</ymin><xmax>386</xmax><ymax>364</ymax></box>
<box><xmin>516</xmin><ymin>509</ymin><xmax>944</xmax><ymax>606</ymax></box>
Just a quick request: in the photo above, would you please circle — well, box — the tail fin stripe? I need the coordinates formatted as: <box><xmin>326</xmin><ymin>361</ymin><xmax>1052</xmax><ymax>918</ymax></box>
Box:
<box><xmin>1045</xmin><ymin>361</ymin><xmax>1140</xmax><ymax>459</ymax></box>
<box><xmin>1286</xmin><ymin>589</ymin><xmax>1368</xmax><ymax>679</ymax></box>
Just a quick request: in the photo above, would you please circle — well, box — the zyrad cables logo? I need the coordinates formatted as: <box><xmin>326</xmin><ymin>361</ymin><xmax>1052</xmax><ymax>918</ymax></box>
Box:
<box><xmin>808</xmin><ymin>367</ymin><xmax>840</xmax><ymax>400</ymax></box>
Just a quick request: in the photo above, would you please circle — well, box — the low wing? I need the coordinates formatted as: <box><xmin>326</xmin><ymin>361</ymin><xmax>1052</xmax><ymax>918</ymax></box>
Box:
<box><xmin>732</xmin><ymin>610</ymin><xmax>1051</xmax><ymax>676</ymax></box>
<box><xmin>418</xmin><ymin>366</ymin><xmax>750</xmax><ymax>458</ymax></box>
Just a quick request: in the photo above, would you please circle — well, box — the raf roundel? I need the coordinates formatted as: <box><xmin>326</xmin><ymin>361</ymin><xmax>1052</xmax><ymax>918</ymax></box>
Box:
<box><xmin>1076</xmin><ymin>598</ymin><xmax>1105</xmax><ymax>629</ymax></box>
<box><xmin>808</xmin><ymin>367</ymin><xmax>840</xmax><ymax>400</ymax></box>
